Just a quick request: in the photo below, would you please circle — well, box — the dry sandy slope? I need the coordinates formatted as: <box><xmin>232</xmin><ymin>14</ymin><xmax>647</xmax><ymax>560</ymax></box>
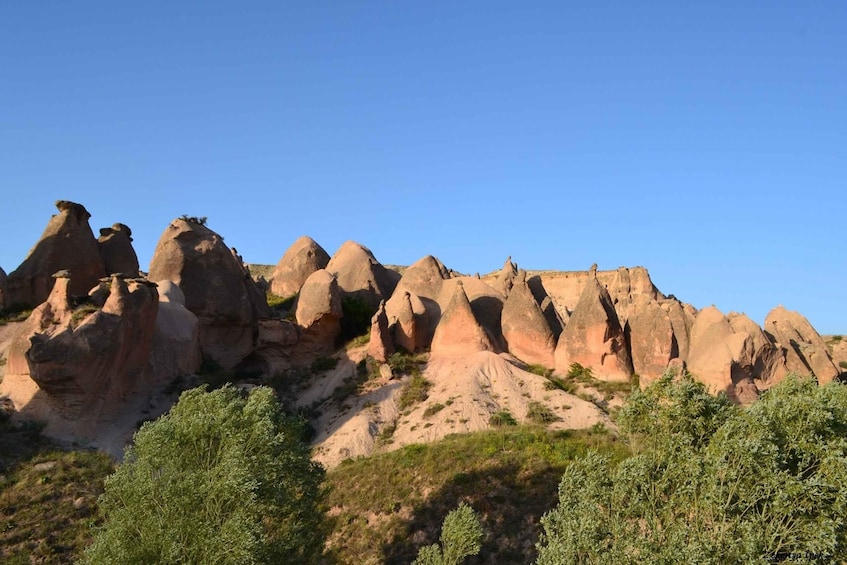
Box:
<box><xmin>309</xmin><ymin>349</ymin><xmax>610</xmax><ymax>469</ymax></box>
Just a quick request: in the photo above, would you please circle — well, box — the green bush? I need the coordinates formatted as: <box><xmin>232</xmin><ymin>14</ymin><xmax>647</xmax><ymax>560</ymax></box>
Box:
<box><xmin>413</xmin><ymin>503</ymin><xmax>483</xmax><ymax>565</ymax></box>
<box><xmin>84</xmin><ymin>385</ymin><xmax>325</xmax><ymax>564</ymax></box>
<box><xmin>398</xmin><ymin>375</ymin><xmax>432</xmax><ymax>410</ymax></box>
<box><xmin>489</xmin><ymin>410</ymin><xmax>518</xmax><ymax>427</ymax></box>
<box><xmin>310</xmin><ymin>356</ymin><xmax>339</xmax><ymax>374</ymax></box>
<box><xmin>536</xmin><ymin>373</ymin><xmax>847</xmax><ymax>564</ymax></box>
<box><xmin>526</xmin><ymin>402</ymin><xmax>560</xmax><ymax>425</ymax></box>
<box><xmin>339</xmin><ymin>296</ymin><xmax>375</xmax><ymax>342</ymax></box>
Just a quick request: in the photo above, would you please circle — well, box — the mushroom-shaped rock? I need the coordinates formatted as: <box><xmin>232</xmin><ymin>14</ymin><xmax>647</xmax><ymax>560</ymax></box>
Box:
<box><xmin>554</xmin><ymin>275</ymin><xmax>633</xmax><ymax>382</ymax></box>
<box><xmin>295</xmin><ymin>269</ymin><xmax>342</xmax><ymax>355</ymax></box>
<box><xmin>626</xmin><ymin>299</ymin><xmax>678</xmax><ymax>384</ymax></box>
<box><xmin>501</xmin><ymin>271</ymin><xmax>556</xmax><ymax>367</ymax></box>
<box><xmin>686</xmin><ymin>307</ymin><xmax>785</xmax><ymax>403</ymax></box>
<box><xmin>148</xmin><ymin>218</ymin><xmax>260</xmax><ymax>369</ymax></box>
<box><xmin>6</xmin><ymin>200</ymin><xmax>106</xmax><ymax>307</ymax></box>
<box><xmin>764</xmin><ymin>306</ymin><xmax>838</xmax><ymax>383</ymax></box>
<box><xmin>326</xmin><ymin>241</ymin><xmax>399</xmax><ymax>309</ymax></box>
<box><xmin>431</xmin><ymin>281</ymin><xmax>495</xmax><ymax>357</ymax></box>
<box><xmin>368</xmin><ymin>300</ymin><xmax>394</xmax><ymax>363</ymax></box>
<box><xmin>390</xmin><ymin>291</ymin><xmax>429</xmax><ymax>353</ymax></box>
<box><xmin>149</xmin><ymin>280</ymin><xmax>202</xmax><ymax>378</ymax></box>
<box><xmin>1</xmin><ymin>274</ymin><xmax>159</xmax><ymax>430</ymax></box>
<box><xmin>97</xmin><ymin>223</ymin><xmax>140</xmax><ymax>277</ymax></box>
<box><xmin>270</xmin><ymin>236</ymin><xmax>331</xmax><ymax>298</ymax></box>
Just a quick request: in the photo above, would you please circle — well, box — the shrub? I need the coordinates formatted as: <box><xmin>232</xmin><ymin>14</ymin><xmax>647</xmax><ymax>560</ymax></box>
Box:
<box><xmin>526</xmin><ymin>402</ymin><xmax>560</xmax><ymax>425</ymax></box>
<box><xmin>339</xmin><ymin>296</ymin><xmax>375</xmax><ymax>342</ymax></box>
<box><xmin>84</xmin><ymin>385</ymin><xmax>325</xmax><ymax>564</ymax></box>
<box><xmin>489</xmin><ymin>410</ymin><xmax>517</xmax><ymax>427</ymax></box>
<box><xmin>413</xmin><ymin>503</ymin><xmax>483</xmax><ymax>565</ymax></box>
<box><xmin>310</xmin><ymin>356</ymin><xmax>338</xmax><ymax>374</ymax></box>
<box><xmin>178</xmin><ymin>214</ymin><xmax>207</xmax><ymax>226</ymax></box>
<box><xmin>399</xmin><ymin>375</ymin><xmax>432</xmax><ymax>410</ymax></box>
<box><xmin>840</xmin><ymin>360</ymin><xmax>847</xmax><ymax>370</ymax></box>
<box><xmin>423</xmin><ymin>403</ymin><xmax>446</xmax><ymax>418</ymax></box>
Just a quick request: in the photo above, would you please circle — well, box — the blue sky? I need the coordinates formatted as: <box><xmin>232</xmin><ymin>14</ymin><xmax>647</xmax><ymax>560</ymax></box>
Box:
<box><xmin>1</xmin><ymin>2</ymin><xmax>844</xmax><ymax>333</ymax></box>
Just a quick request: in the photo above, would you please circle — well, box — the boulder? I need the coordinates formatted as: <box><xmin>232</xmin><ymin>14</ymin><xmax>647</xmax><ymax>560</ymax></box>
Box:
<box><xmin>686</xmin><ymin>307</ymin><xmax>785</xmax><ymax>403</ymax></box>
<box><xmin>764</xmin><ymin>306</ymin><xmax>839</xmax><ymax>383</ymax></box>
<box><xmin>270</xmin><ymin>236</ymin><xmax>331</xmax><ymax>298</ymax></box>
<box><xmin>1</xmin><ymin>273</ymin><xmax>158</xmax><ymax>428</ymax></box>
<box><xmin>431</xmin><ymin>281</ymin><xmax>495</xmax><ymax>357</ymax></box>
<box><xmin>626</xmin><ymin>299</ymin><xmax>678</xmax><ymax>384</ymax></box>
<box><xmin>554</xmin><ymin>275</ymin><xmax>633</xmax><ymax>382</ymax></box>
<box><xmin>294</xmin><ymin>269</ymin><xmax>342</xmax><ymax>356</ymax></box>
<box><xmin>6</xmin><ymin>200</ymin><xmax>106</xmax><ymax>307</ymax></box>
<box><xmin>147</xmin><ymin>218</ymin><xmax>261</xmax><ymax>369</ymax></box>
<box><xmin>97</xmin><ymin>223</ymin><xmax>139</xmax><ymax>276</ymax></box>
<box><xmin>325</xmin><ymin>241</ymin><xmax>399</xmax><ymax>309</ymax></box>
<box><xmin>368</xmin><ymin>300</ymin><xmax>394</xmax><ymax>363</ymax></box>
<box><xmin>501</xmin><ymin>271</ymin><xmax>556</xmax><ymax>367</ymax></box>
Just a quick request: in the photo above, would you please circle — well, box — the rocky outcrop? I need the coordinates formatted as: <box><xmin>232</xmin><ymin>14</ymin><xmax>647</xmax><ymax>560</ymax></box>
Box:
<box><xmin>626</xmin><ymin>299</ymin><xmax>677</xmax><ymax>383</ymax></box>
<box><xmin>368</xmin><ymin>300</ymin><xmax>394</xmax><ymax>363</ymax></box>
<box><xmin>295</xmin><ymin>269</ymin><xmax>342</xmax><ymax>356</ymax></box>
<box><xmin>431</xmin><ymin>281</ymin><xmax>495</xmax><ymax>357</ymax></box>
<box><xmin>385</xmin><ymin>255</ymin><xmax>451</xmax><ymax>343</ymax></box>
<box><xmin>97</xmin><ymin>223</ymin><xmax>139</xmax><ymax>277</ymax></box>
<box><xmin>148</xmin><ymin>280</ymin><xmax>202</xmax><ymax>379</ymax></box>
<box><xmin>1</xmin><ymin>273</ymin><xmax>158</xmax><ymax>427</ymax></box>
<box><xmin>390</xmin><ymin>291</ymin><xmax>428</xmax><ymax>353</ymax></box>
<box><xmin>686</xmin><ymin>307</ymin><xmax>786</xmax><ymax>403</ymax></box>
<box><xmin>554</xmin><ymin>275</ymin><xmax>632</xmax><ymax>381</ymax></box>
<box><xmin>493</xmin><ymin>257</ymin><xmax>518</xmax><ymax>297</ymax></box>
<box><xmin>661</xmin><ymin>299</ymin><xmax>697</xmax><ymax>362</ymax></box>
<box><xmin>270</xmin><ymin>236</ymin><xmax>331</xmax><ymax>298</ymax></box>
<box><xmin>326</xmin><ymin>241</ymin><xmax>400</xmax><ymax>309</ymax></box>
<box><xmin>764</xmin><ymin>306</ymin><xmax>839</xmax><ymax>383</ymax></box>
<box><xmin>6</xmin><ymin>201</ymin><xmax>106</xmax><ymax>307</ymax></box>
<box><xmin>501</xmin><ymin>271</ymin><xmax>555</xmax><ymax>367</ymax></box>
<box><xmin>148</xmin><ymin>218</ymin><xmax>264</xmax><ymax>369</ymax></box>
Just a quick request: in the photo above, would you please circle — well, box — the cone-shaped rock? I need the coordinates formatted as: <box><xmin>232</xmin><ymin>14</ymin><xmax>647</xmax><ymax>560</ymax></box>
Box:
<box><xmin>326</xmin><ymin>241</ymin><xmax>399</xmax><ymax>309</ymax></box>
<box><xmin>554</xmin><ymin>275</ymin><xmax>632</xmax><ymax>381</ymax></box>
<box><xmin>7</xmin><ymin>201</ymin><xmax>106</xmax><ymax>307</ymax></box>
<box><xmin>431</xmin><ymin>281</ymin><xmax>495</xmax><ymax>357</ymax></box>
<box><xmin>270</xmin><ymin>235</ymin><xmax>330</xmax><ymax>298</ymax></box>
<box><xmin>368</xmin><ymin>300</ymin><xmax>394</xmax><ymax>363</ymax></box>
<box><xmin>385</xmin><ymin>255</ymin><xmax>450</xmax><ymax>344</ymax></box>
<box><xmin>493</xmin><ymin>256</ymin><xmax>518</xmax><ymax>296</ymax></box>
<box><xmin>295</xmin><ymin>269</ymin><xmax>342</xmax><ymax>355</ymax></box>
<box><xmin>391</xmin><ymin>290</ymin><xmax>428</xmax><ymax>353</ymax></box>
<box><xmin>764</xmin><ymin>306</ymin><xmax>839</xmax><ymax>383</ymax></box>
<box><xmin>502</xmin><ymin>271</ymin><xmax>555</xmax><ymax>367</ymax></box>
<box><xmin>97</xmin><ymin>223</ymin><xmax>139</xmax><ymax>277</ymax></box>
<box><xmin>148</xmin><ymin>218</ymin><xmax>259</xmax><ymax>369</ymax></box>
<box><xmin>626</xmin><ymin>299</ymin><xmax>678</xmax><ymax>384</ymax></box>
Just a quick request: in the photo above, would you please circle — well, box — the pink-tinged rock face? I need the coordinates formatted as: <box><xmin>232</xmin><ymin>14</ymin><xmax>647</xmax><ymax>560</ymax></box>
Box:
<box><xmin>368</xmin><ymin>300</ymin><xmax>394</xmax><ymax>363</ymax></box>
<box><xmin>764</xmin><ymin>305</ymin><xmax>839</xmax><ymax>384</ymax></box>
<box><xmin>501</xmin><ymin>271</ymin><xmax>555</xmax><ymax>368</ymax></box>
<box><xmin>294</xmin><ymin>269</ymin><xmax>342</xmax><ymax>358</ymax></box>
<box><xmin>431</xmin><ymin>282</ymin><xmax>496</xmax><ymax>357</ymax></box>
<box><xmin>6</xmin><ymin>200</ymin><xmax>106</xmax><ymax>307</ymax></box>
<box><xmin>325</xmin><ymin>240</ymin><xmax>399</xmax><ymax>309</ymax></box>
<box><xmin>554</xmin><ymin>276</ymin><xmax>632</xmax><ymax>382</ymax></box>
<box><xmin>626</xmin><ymin>299</ymin><xmax>678</xmax><ymax>384</ymax></box>
<box><xmin>97</xmin><ymin>223</ymin><xmax>140</xmax><ymax>277</ymax></box>
<box><xmin>270</xmin><ymin>235</ymin><xmax>330</xmax><ymax>298</ymax></box>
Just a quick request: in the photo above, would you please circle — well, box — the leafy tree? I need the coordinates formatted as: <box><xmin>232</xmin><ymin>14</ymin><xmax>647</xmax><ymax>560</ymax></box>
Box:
<box><xmin>413</xmin><ymin>502</ymin><xmax>484</xmax><ymax>565</ymax></box>
<box><xmin>536</xmin><ymin>373</ymin><xmax>847</xmax><ymax>564</ymax></box>
<box><xmin>83</xmin><ymin>385</ymin><xmax>325</xmax><ymax>564</ymax></box>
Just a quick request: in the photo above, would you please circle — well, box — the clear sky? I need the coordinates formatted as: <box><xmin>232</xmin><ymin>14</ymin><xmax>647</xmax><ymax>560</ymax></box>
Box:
<box><xmin>1</xmin><ymin>2</ymin><xmax>844</xmax><ymax>333</ymax></box>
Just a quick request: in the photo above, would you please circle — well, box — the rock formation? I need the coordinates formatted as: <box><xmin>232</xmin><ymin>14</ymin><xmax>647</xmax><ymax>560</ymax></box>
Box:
<box><xmin>626</xmin><ymin>299</ymin><xmax>678</xmax><ymax>383</ymax></box>
<box><xmin>431</xmin><ymin>281</ymin><xmax>495</xmax><ymax>357</ymax></box>
<box><xmin>660</xmin><ymin>298</ymin><xmax>697</xmax><ymax>362</ymax></box>
<box><xmin>148</xmin><ymin>280</ymin><xmax>202</xmax><ymax>379</ymax></box>
<box><xmin>97</xmin><ymin>223</ymin><xmax>140</xmax><ymax>277</ymax></box>
<box><xmin>148</xmin><ymin>218</ymin><xmax>264</xmax><ymax>369</ymax></box>
<box><xmin>368</xmin><ymin>300</ymin><xmax>394</xmax><ymax>363</ymax></box>
<box><xmin>390</xmin><ymin>291</ymin><xmax>428</xmax><ymax>353</ymax></box>
<box><xmin>6</xmin><ymin>201</ymin><xmax>106</xmax><ymax>307</ymax></box>
<box><xmin>554</xmin><ymin>274</ymin><xmax>633</xmax><ymax>381</ymax></box>
<box><xmin>1</xmin><ymin>272</ymin><xmax>158</xmax><ymax>430</ymax></box>
<box><xmin>764</xmin><ymin>306</ymin><xmax>839</xmax><ymax>383</ymax></box>
<box><xmin>686</xmin><ymin>307</ymin><xmax>787</xmax><ymax>403</ymax></box>
<box><xmin>501</xmin><ymin>271</ymin><xmax>556</xmax><ymax>367</ymax></box>
<box><xmin>385</xmin><ymin>255</ymin><xmax>451</xmax><ymax>343</ymax></box>
<box><xmin>493</xmin><ymin>256</ymin><xmax>518</xmax><ymax>297</ymax></box>
<box><xmin>270</xmin><ymin>236</ymin><xmax>331</xmax><ymax>298</ymax></box>
<box><xmin>325</xmin><ymin>241</ymin><xmax>400</xmax><ymax>309</ymax></box>
<box><xmin>295</xmin><ymin>269</ymin><xmax>343</xmax><ymax>356</ymax></box>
